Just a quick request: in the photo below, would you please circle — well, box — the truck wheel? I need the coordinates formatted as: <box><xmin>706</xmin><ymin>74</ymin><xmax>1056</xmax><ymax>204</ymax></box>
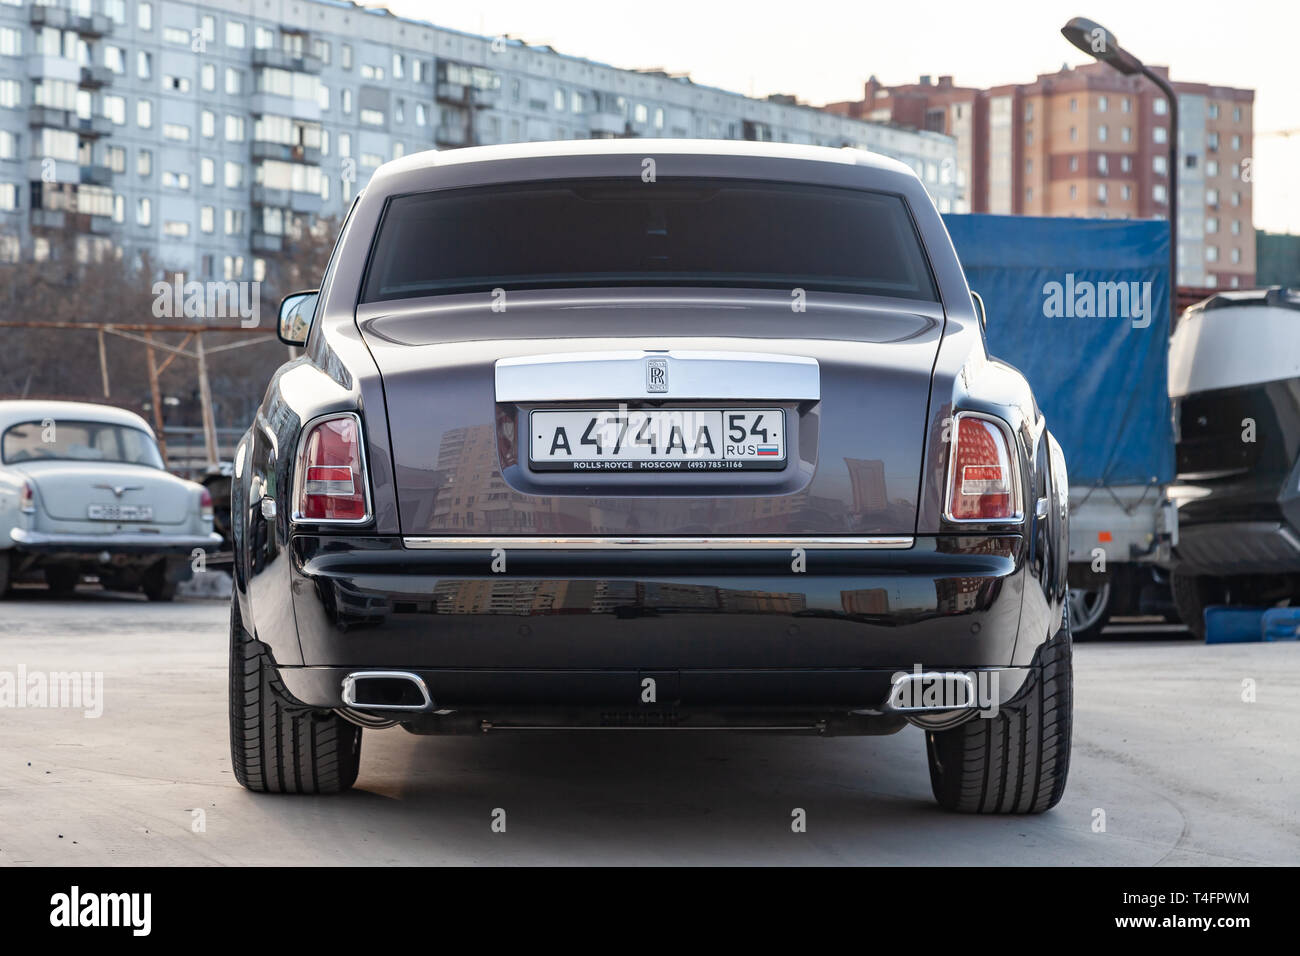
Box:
<box><xmin>1170</xmin><ymin>571</ymin><xmax>1222</xmax><ymax>640</ymax></box>
<box><xmin>925</xmin><ymin>608</ymin><xmax>1073</xmax><ymax>814</ymax></box>
<box><xmin>1067</xmin><ymin>581</ymin><xmax>1111</xmax><ymax>640</ymax></box>
<box><xmin>142</xmin><ymin>562</ymin><xmax>177</xmax><ymax>602</ymax></box>
<box><xmin>229</xmin><ymin>599</ymin><xmax>361</xmax><ymax>794</ymax></box>
<box><xmin>45</xmin><ymin>565</ymin><xmax>79</xmax><ymax>596</ymax></box>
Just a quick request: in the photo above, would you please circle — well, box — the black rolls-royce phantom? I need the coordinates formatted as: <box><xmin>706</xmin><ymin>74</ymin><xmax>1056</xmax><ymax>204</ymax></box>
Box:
<box><xmin>231</xmin><ymin>139</ymin><xmax>1072</xmax><ymax>813</ymax></box>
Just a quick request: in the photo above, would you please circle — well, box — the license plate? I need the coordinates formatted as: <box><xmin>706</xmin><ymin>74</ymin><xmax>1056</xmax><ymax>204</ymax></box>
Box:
<box><xmin>530</xmin><ymin>408</ymin><xmax>785</xmax><ymax>471</ymax></box>
<box><xmin>87</xmin><ymin>504</ymin><xmax>154</xmax><ymax>521</ymax></box>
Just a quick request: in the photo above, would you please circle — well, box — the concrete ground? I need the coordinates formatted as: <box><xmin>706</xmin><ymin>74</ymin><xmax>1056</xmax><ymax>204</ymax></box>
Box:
<box><xmin>1</xmin><ymin>587</ymin><xmax>1296</xmax><ymax>866</ymax></box>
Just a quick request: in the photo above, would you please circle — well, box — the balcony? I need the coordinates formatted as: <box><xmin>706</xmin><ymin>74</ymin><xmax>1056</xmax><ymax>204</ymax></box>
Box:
<box><xmin>251</xmin><ymin>140</ymin><xmax>322</xmax><ymax>165</ymax></box>
<box><xmin>30</xmin><ymin>209</ymin><xmax>66</xmax><ymax>230</ymax></box>
<box><xmin>251</xmin><ymin>231</ymin><xmax>283</xmax><ymax>253</ymax></box>
<box><xmin>588</xmin><ymin>111</ymin><xmax>626</xmax><ymax>137</ymax></box>
<box><xmin>28</xmin><ymin>107</ymin><xmax>114</xmax><ymax>138</ymax></box>
<box><xmin>249</xmin><ymin>92</ymin><xmax>321</xmax><ymax>122</ymax></box>
<box><xmin>251</xmin><ymin>185</ymin><xmax>323</xmax><ymax>216</ymax></box>
<box><xmin>436</xmin><ymin>81</ymin><xmax>500</xmax><ymax>108</ymax></box>
<box><xmin>79</xmin><ymin>164</ymin><xmax>113</xmax><ymax>187</ymax></box>
<box><xmin>30</xmin><ymin>4</ymin><xmax>111</xmax><ymax>37</ymax></box>
<box><xmin>435</xmin><ymin>124</ymin><xmax>468</xmax><ymax>148</ymax></box>
<box><xmin>251</xmin><ymin>185</ymin><xmax>291</xmax><ymax>208</ymax></box>
<box><xmin>251</xmin><ymin>47</ymin><xmax>324</xmax><ymax>75</ymax></box>
<box><xmin>89</xmin><ymin>214</ymin><xmax>114</xmax><ymax>235</ymax></box>
<box><xmin>79</xmin><ymin>64</ymin><xmax>113</xmax><ymax>89</ymax></box>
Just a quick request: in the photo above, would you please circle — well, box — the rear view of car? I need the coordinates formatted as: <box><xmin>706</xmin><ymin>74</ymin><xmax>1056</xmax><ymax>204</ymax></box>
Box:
<box><xmin>0</xmin><ymin>400</ymin><xmax>221</xmax><ymax>599</ymax></box>
<box><xmin>230</xmin><ymin>140</ymin><xmax>1072</xmax><ymax>813</ymax></box>
<box><xmin>1168</xmin><ymin>287</ymin><xmax>1300</xmax><ymax>634</ymax></box>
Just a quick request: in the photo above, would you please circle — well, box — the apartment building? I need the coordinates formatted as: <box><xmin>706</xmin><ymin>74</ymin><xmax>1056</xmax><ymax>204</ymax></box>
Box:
<box><xmin>0</xmin><ymin>0</ymin><xmax>958</xmax><ymax>283</ymax></box>
<box><xmin>828</xmin><ymin>64</ymin><xmax>1256</xmax><ymax>287</ymax></box>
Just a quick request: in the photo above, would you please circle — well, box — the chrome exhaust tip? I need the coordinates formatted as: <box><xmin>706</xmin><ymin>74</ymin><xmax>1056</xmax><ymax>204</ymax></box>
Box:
<box><xmin>340</xmin><ymin>671</ymin><xmax>433</xmax><ymax>711</ymax></box>
<box><xmin>883</xmin><ymin>671</ymin><xmax>978</xmax><ymax>713</ymax></box>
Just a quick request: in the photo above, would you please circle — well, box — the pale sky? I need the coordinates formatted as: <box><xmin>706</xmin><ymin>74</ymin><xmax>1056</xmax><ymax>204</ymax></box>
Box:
<box><xmin>373</xmin><ymin>0</ymin><xmax>1300</xmax><ymax>234</ymax></box>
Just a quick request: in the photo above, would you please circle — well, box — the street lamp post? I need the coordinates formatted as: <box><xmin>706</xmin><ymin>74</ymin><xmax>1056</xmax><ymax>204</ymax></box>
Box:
<box><xmin>1061</xmin><ymin>17</ymin><xmax>1179</xmax><ymax>331</ymax></box>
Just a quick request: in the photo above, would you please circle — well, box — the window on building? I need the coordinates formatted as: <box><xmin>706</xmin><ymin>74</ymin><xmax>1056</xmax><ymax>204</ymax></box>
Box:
<box><xmin>360</xmin><ymin>108</ymin><xmax>384</xmax><ymax>126</ymax></box>
<box><xmin>1069</xmin><ymin>97</ymin><xmax>1077</xmax><ymax>112</ymax></box>
<box><xmin>1207</xmin><ymin>132</ymin><xmax>1219</xmax><ymax>150</ymax></box>
<box><xmin>224</xmin><ymin>160</ymin><xmax>242</xmax><ymax>189</ymax></box>
<box><xmin>200</xmin><ymin>157</ymin><xmax>214</xmax><ymax>185</ymax></box>
<box><xmin>136</xmin><ymin>50</ymin><xmax>151</xmax><ymax>79</ymax></box>
<box><xmin>201</xmin><ymin>63</ymin><xmax>215</xmax><ymax>91</ymax></box>
<box><xmin>102</xmin><ymin>94</ymin><xmax>125</xmax><ymax>125</ymax></box>
<box><xmin>1207</xmin><ymin>188</ymin><xmax>1219</xmax><ymax>205</ymax></box>
<box><xmin>1231</xmin><ymin>134</ymin><xmax>1241</xmax><ymax>150</ymax></box>
<box><xmin>1097</xmin><ymin>183</ymin><xmax>1108</xmax><ymax>202</ymax></box>
<box><xmin>1121</xmin><ymin>184</ymin><xmax>1131</xmax><ymax>200</ymax></box>
<box><xmin>1153</xmin><ymin>126</ymin><xmax>1167</xmax><ymax>144</ymax></box>
<box><xmin>1205</xmin><ymin>245</ymin><xmax>1218</xmax><ymax>262</ymax></box>
<box><xmin>393</xmin><ymin>53</ymin><xmax>404</xmax><ymax>79</ymax></box>
<box><xmin>224</xmin><ymin>208</ymin><xmax>244</xmax><ymax>235</ymax></box>
<box><xmin>1154</xmin><ymin>98</ymin><xmax>1168</xmax><ymax>115</ymax></box>
<box><xmin>226</xmin><ymin>21</ymin><xmax>245</xmax><ymax>48</ymax></box>
<box><xmin>225</xmin><ymin>68</ymin><xmax>242</xmax><ymax>95</ymax></box>
<box><xmin>1098</xmin><ymin>124</ymin><xmax>1108</xmax><ymax>142</ymax></box>
<box><xmin>1098</xmin><ymin>95</ymin><xmax>1108</xmax><ymax>112</ymax></box>
<box><xmin>254</xmin><ymin>26</ymin><xmax>274</xmax><ymax>49</ymax></box>
<box><xmin>1098</xmin><ymin>154</ymin><xmax>1108</xmax><ymax>174</ymax></box>
<box><xmin>1120</xmin><ymin>155</ymin><xmax>1132</xmax><ymax>173</ymax></box>
<box><xmin>225</xmin><ymin>115</ymin><xmax>244</xmax><ymax>141</ymax></box>
<box><xmin>201</xmin><ymin>110</ymin><xmax>214</xmax><ymax>138</ymax></box>
<box><xmin>1154</xmin><ymin>184</ymin><xmax>1167</xmax><ymax>204</ymax></box>
<box><xmin>341</xmin><ymin>44</ymin><xmax>352</xmax><ymax>70</ymax></box>
<box><xmin>1207</xmin><ymin>217</ymin><xmax>1219</xmax><ymax>233</ymax></box>
<box><xmin>1069</xmin><ymin>126</ymin><xmax>1077</xmax><ymax>142</ymax></box>
<box><xmin>136</xmin><ymin>196</ymin><xmax>150</xmax><ymax>225</ymax></box>
<box><xmin>135</xmin><ymin>98</ymin><xmax>152</xmax><ymax>128</ymax></box>
<box><xmin>163</xmin><ymin>219</ymin><xmax>189</xmax><ymax>238</ymax></box>
<box><xmin>1231</xmin><ymin>219</ymin><xmax>1242</xmax><ymax>235</ymax></box>
<box><xmin>1206</xmin><ymin>159</ymin><xmax>1219</xmax><ymax>176</ymax></box>
<box><xmin>1233</xmin><ymin>106</ymin><xmax>1242</xmax><ymax>123</ymax></box>
<box><xmin>161</xmin><ymin>171</ymin><xmax>189</xmax><ymax>189</ymax></box>
<box><xmin>1069</xmin><ymin>184</ymin><xmax>1077</xmax><ymax>200</ymax></box>
<box><xmin>137</xmin><ymin>2</ymin><xmax>152</xmax><ymax>31</ymax></box>
<box><xmin>162</xmin><ymin>122</ymin><xmax>188</xmax><ymax>141</ymax></box>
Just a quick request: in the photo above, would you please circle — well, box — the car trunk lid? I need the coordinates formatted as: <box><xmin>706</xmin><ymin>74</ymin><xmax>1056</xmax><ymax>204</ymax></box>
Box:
<box><xmin>359</xmin><ymin>289</ymin><xmax>943</xmax><ymax>537</ymax></box>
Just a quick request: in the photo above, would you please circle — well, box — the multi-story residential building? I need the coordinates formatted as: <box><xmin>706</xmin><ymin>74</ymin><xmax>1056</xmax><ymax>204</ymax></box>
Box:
<box><xmin>828</xmin><ymin>64</ymin><xmax>1256</xmax><ymax>287</ymax></box>
<box><xmin>0</xmin><ymin>0</ymin><xmax>958</xmax><ymax>283</ymax></box>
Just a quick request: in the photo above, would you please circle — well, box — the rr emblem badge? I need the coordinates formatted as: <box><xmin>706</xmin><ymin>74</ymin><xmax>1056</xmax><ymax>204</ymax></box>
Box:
<box><xmin>646</xmin><ymin>358</ymin><xmax>668</xmax><ymax>393</ymax></box>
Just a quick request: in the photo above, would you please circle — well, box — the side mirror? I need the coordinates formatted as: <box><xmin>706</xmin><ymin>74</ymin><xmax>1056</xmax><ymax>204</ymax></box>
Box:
<box><xmin>970</xmin><ymin>290</ymin><xmax>987</xmax><ymax>331</ymax></box>
<box><xmin>278</xmin><ymin>290</ymin><xmax>319</xmax><ymax>346</ymax></box>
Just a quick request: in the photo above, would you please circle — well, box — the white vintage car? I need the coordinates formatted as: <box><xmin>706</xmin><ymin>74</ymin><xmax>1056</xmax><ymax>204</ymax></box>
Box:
<box><xmin>0</xmin><ymin>400</ymin><xmax>221</xmax><ymax>600</ymax></box>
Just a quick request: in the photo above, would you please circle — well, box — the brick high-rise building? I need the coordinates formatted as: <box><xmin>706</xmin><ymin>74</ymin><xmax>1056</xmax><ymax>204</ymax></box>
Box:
<box><xmin>827</xmin><ymin>64</ymin><xmax>1255</xmax><ymax>288</ymax></box>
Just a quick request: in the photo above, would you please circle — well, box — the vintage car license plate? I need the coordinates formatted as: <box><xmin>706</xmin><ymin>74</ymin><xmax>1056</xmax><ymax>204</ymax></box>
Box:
<box><xmin>87</xmin><ymin>503</ymin><xmax>154</xmax><ymax>521</ymax></box>
<box><xmin>530</xmin><ymin>408</ymin><xmax>785</xmax><ymax>471</ymax></box>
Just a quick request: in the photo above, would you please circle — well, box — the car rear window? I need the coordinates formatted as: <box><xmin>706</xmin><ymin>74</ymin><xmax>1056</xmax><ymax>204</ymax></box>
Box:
<box><xmin>360</xmin><ymin>178</ymin><xmax>938</xmax><ymax>303</ymax></box>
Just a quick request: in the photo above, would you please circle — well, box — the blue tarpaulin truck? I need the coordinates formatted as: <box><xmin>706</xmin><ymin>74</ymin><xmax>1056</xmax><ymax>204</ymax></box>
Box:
<box><xmin>944</xmin><ymin>214</ymin><xmax>1177</xmax><ymax>637</ymax></box>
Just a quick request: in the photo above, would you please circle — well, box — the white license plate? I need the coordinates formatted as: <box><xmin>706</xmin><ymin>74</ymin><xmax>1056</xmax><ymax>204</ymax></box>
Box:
<box><xmin>530</xmin><ymin>408</ymin><xmax>785</xmax><ymax>472</ymax></box>
<box><xmin>87</xmin><ymin>504</ymin><xmax>154</xmax><ymax>521</ymax></box>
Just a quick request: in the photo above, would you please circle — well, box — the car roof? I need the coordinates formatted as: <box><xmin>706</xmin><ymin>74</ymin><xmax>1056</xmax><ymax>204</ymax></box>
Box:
<box><xmin>370</xmin><ymin>138</ymin><xmax>921</xmax><ymax>191</ymax></box>
<box><xmin>0</xmin><ymin>400</ymin><xmax>154</xmax><ymax>436</ymax></box>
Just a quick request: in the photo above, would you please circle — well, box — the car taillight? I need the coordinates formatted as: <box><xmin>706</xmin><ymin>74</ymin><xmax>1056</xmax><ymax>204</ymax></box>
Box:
<box><xmin>294</xmin><ymin>414</ymin><xmax>369</xmax><ymax>522</ymax></box>
<box><xmin>20</xmin><ymin>480</ymin><xmax>35</xmax><ymax>514</ymax></box>
<box><xmin>200</xmin><ymin>486</ymin><xmax>214</xmax><ymax>521</ymax></box>
<box><xmin>946</xmin><ymin>414</ymin><xmax>1019</xmax><ymax>521</ymax></box>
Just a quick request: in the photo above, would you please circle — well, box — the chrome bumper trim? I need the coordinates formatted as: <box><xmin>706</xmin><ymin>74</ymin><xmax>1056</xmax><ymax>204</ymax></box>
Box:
<box><xmin>402</xmin><ymin>535</ymin><xmax>914</xmax><ymax>551</ymax></box>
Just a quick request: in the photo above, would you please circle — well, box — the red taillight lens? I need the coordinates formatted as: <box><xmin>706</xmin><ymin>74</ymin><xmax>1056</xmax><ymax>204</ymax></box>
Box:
<box><xmin>199</xmin><ymin>486</ymin><xmax>214</xmax><ymax>520</ymax></box>
<box><xmin>20</xmin><ymin>480</ymin><xmax>35</xmax><ymax>514</ymax></box>
<box><xmin>295</xmin><ymin>415</ymin><xmax>368</xmax><ymax>522</ymax></box>
<box><xmin>947</xmin><ymin>415</ymin><xmax>1018</xmax><ymax>521</ymax></box>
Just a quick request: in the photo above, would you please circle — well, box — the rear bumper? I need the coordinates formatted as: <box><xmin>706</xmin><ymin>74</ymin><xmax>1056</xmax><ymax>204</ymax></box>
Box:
<box><xmin>1174</xmin><ymin>520</ymin><xmax>1300</xmax><ymax>574</ymax></box>
<box><xmin>264</xmin><ymin>533</ymin><xmax>1038</xmax><ymax>712</ymax></box>
<box><xmin>10</xmin><ymin>527</ymin><xmax>223</xmax><ymax>557</ymax></box>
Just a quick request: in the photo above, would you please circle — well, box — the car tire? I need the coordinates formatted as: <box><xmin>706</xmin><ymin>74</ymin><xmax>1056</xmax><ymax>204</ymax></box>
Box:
<box><xmin>45</xmin><ymin>565</ymin><xmax>79</xmax><ymax>596</ymax></box>
<box><xmin>925</xmin><ymin>606</ymin><xmax>1072</xmax><ymax>814</ymax></box>
<box><xmin>1170</xmin><ymin>571</ymin><xmax>1220</xmax><ymax>640</ymax></box>
<box><xmin>229</xmin><ymin>598</ymin><xmax>361</xmax><ymax>794</ymax></box>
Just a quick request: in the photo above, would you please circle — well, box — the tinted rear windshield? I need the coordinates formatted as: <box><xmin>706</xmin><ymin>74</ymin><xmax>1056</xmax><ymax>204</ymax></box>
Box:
<box><xmin>361</xmin><ymin>178</ymin><xmax>938</xmax><ymax>303</ymax></box>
